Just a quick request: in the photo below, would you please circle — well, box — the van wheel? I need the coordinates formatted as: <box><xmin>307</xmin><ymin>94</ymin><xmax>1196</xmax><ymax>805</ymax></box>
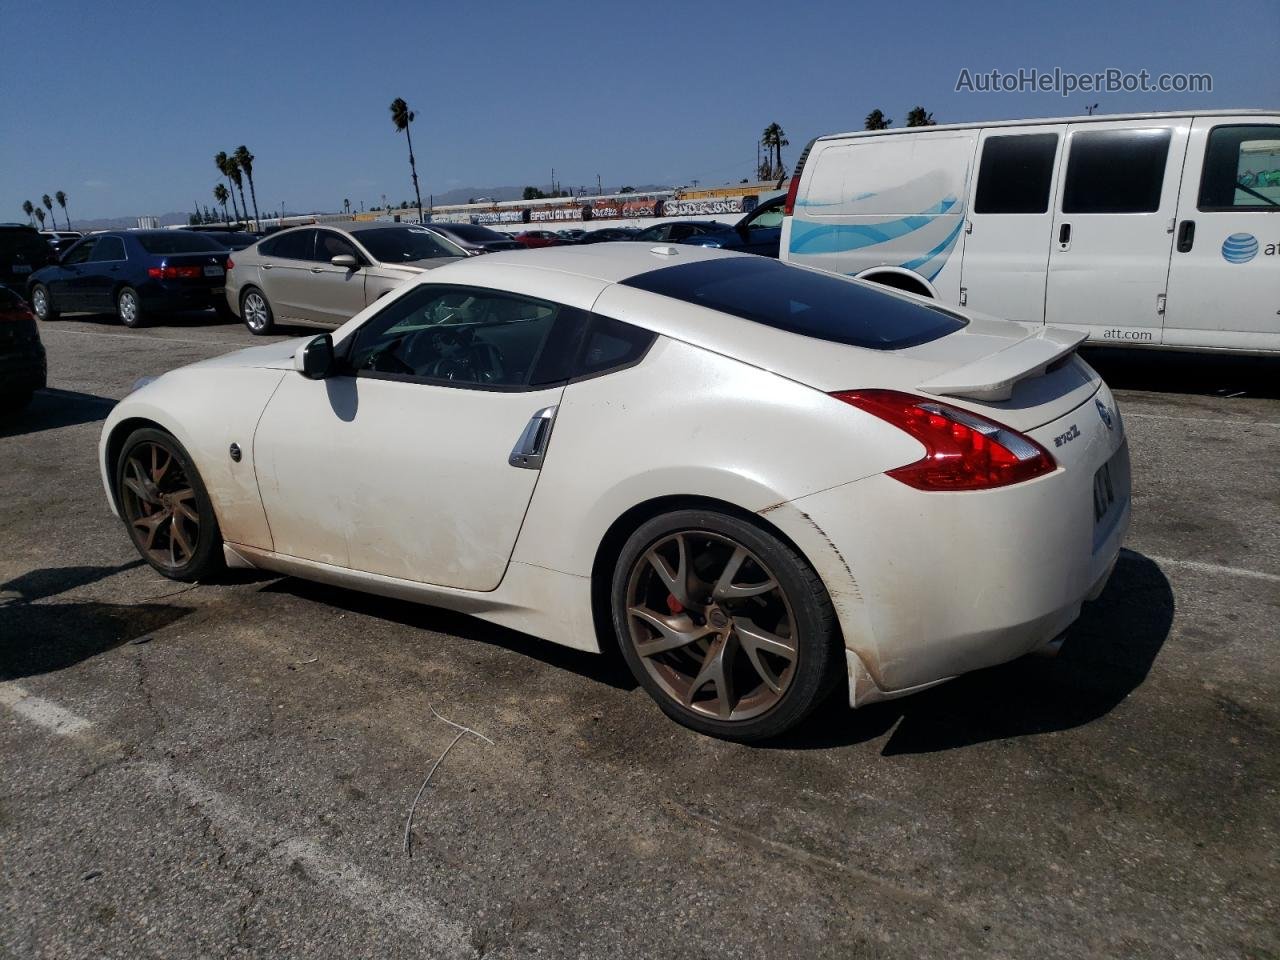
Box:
<box><xmin>30</xmin><ymin>284</ymin><xmax>58</xmax><ymax>321</ymax></box>
<box><xmin>865</xmin><ymin>272</ymin><xmax>933</xmax><ymax>298</ymax></box>
<box><xmin>117</xmin><ymin>287</ymin><xmax>145</xmax><ymax>327</ymax></box>
<box><xmin>240</xmin><ymin>288</ymin><xmax>274</xmax><ymax>335</ymax></box>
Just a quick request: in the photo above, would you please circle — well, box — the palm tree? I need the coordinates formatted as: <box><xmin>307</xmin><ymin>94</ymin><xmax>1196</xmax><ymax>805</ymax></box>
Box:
<box><xmin>213</xmin><ymin>183</ymin><xmax>231</xmax><ymax>223</ymax></box>
<box><xmin>233</xmin><ymin>145</ymin><xmax>260</xmax><ymax>229</ymax></box>
<box><xmin>761</xmin><ymin>122</ymin><xmax>790</xmax><ymax>180</ymax></box>
<box><xmin>35</xmin><ymin>208</ymin><xmax>46</xmax><ymax>230</ymax></box>
<box><xmin>343</xmin><ymin>198</ymin><xmax>351</xmax><ymax>215</ymax></box>
<box><xmin>226</xmin><ymin>155</ymin><xmax>249</xmax><ymax>229</ymax></box>
<box><xmin>905</xmin><ymin>106</ymin><xmax>935</xmax><ymax>127</ymax></box>
<box><xmin>42</xmin><ymin>194</ymin><xmax>55</xmax><ymax>229</ymax></box>
<box><xmin>55</xmin><ymin>190</ymin><xmax>69</xmax><ymax>229</ymax></box>
<box><xmin>215</xmin><ymin>151</ymin><xmax>242</xmax><ymax>225</ymax></box>
<box><xmin>389</xmin><ymin>97</ymin><xmax>424</xmax><ymax>223</ymax></box>
<box><xmin>21</xmin><ymin>200</ymin><xmax>34</xmax><ymax>225</ymax></box>
<box><xmin>864</xmin><ymin>109</ymin><xmax>891</xmax><ymax>130</ymax></box>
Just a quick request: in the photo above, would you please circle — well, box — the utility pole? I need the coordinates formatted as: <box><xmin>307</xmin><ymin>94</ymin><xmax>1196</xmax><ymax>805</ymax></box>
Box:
<box><xmin>597</xmin><ymin>173</ymin><xmax>602</xmax><ymax>196</ymax></box>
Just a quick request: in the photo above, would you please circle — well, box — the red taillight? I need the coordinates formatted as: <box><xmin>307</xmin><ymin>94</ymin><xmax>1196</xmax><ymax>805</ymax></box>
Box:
<box><xmin>225</xmin><ymin>256</ymin><xmax>235</xmax><ymax>271</ymax></box>
<box><xmin>147</xmin><ymin>264</ymin><xmax>202</xmax><ymax>279</ymax></box>
<box><xmin>832</xmin><ymin>389</ymin><xmax>1056</xmax><ymax>491</ymax></box>
<box><xmin>0</xmin><ymin>305</ymin><xmax>34</xmax><ymax>323</ymax></box>
<box><xmin>784</xmin><ymin>172</ymin><xmax>802</xmax><ymax>216</ymax></box>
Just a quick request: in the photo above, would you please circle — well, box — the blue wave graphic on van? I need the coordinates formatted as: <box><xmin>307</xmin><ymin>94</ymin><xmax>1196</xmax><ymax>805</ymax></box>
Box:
<box><xmin>788</xmin><ymin>197</ymin><xmax>959</xmax><ymax>254</ymax></box>
<box><xmin>794</xmin><ymin>191</ymin><xmax>878</xmax><ymax>208</ymax></box>
<box><xmin>897</xmin><ymin>217</ymin><xmax>967</xmax><ymax>281</ymax></box>
<box><xmin>1221</xmin><ymin>233</ymin><xmax>1259</xmax><ymax>264</ymax></box>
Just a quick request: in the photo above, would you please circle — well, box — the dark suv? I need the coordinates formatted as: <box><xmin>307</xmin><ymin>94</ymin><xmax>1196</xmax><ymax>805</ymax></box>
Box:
<box><xmin>0</xmin><ymin>285</ymin><xmax>47</xmax><ymax>413</ymax></box>
<box><xmin>0</xmin><ymin>224</ymin><xmax>55</xmax><ymax>289</ymax></box>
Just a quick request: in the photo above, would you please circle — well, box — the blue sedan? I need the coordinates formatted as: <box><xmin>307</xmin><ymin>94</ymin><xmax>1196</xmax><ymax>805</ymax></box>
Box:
<box><xmin>28</xmin><ymin>230</ymin><xmax>231</xmax><ymax>328</ymax></box>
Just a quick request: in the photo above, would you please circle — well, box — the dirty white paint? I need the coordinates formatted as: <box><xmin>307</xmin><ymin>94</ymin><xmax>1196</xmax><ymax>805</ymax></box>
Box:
<box><xmin>0</xmin><ymin>682</ymin><xmax>93</xmax><ymax>736</ymax></box>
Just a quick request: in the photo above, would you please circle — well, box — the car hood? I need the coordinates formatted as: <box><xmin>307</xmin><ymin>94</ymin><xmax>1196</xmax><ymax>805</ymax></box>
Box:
<box><xmin>186</xmin><ymin>338</ymin><xmax>305</xmax><ymax>372</ymax></box>
<box><xmin>376</xmin><ymin>258</ymin><xmax>464</xmax><ymax>275</ymax></box>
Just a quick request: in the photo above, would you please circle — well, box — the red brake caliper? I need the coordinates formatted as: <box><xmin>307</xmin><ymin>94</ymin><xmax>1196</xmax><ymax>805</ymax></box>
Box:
<box><xmin>666</xmin><ymin>594</ymin><xmax>684</xmax><ymax>614</ymax></box>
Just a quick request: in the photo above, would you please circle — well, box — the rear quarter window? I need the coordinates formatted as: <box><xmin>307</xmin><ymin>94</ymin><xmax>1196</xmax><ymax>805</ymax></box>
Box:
<box><xmin>620</xmin><ymin>257</ymin><xmax>966</xmax><ymax>350</ymax></box>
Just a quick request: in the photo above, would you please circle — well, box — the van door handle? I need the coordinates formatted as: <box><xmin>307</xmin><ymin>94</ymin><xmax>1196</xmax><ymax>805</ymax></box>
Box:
<box><xmin>508</xmin><ymin>405</ymin><xmax>557</xmax><ymax>470</ymax></box>
<box><xmin>1058</xmin><ymin>223</ymin><xmax>1072</xmax><ymax>246</ymax></box>
<box><xmin>1176</xmin><ymin>220</ymin><xmax>1196</xmax><ymax>253</ymax></box>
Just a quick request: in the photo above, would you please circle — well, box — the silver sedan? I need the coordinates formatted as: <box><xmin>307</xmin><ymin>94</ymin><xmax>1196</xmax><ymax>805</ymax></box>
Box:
<box><xmin>225</xmin><ymin>222</ymin><xmax>465</xmax><ymax>334</ymax></box>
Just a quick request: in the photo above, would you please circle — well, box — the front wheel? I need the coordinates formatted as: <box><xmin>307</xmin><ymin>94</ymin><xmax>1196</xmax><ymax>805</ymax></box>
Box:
<box><xmin>240</xmin><ymin>288</ymin><xmax>274</xmax><ymax>335</ymax></box>
<box><xmin>116</xmin><ymin>286</ymin><xmax>145</xmax><ymax>328</ymax></box>
<box><xmin>611</xmin><ymin>509</ymin><xmax>842</xmax><ymax>741</ymax></box>
<box><xmin>116</xmin><ymin>428</ymin><xmax>224</xmax><ymax>581</ymax></box>
<box><xmin>30</xmin><ymin>284</ymin><xmax>59</xmax><ymax>321</ymax></box>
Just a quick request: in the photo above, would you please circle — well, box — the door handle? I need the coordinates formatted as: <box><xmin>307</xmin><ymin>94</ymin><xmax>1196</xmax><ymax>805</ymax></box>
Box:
<box><xmin>310</xmin><ymin>267</ymin><xmax>324</xmax><ymax>273</ymax></box>
<box><xmin>262</xmin><ymin>264</ymin><xmax>273</xmax><ymax>270</ymax></box>
<box><xmin>1058</xmin><ymin>223</ymin><xmax>1072</xmax><ymax>246</ymax></box>
<box><xmin>1176</xmin><ymin>220</ymin><xmax>1196</xmax><ymax>253</ymax></box>
<box><xmin>509</xmin><ymin>405</ymin><xmax>557</xmax><ymax>470</ymax></box>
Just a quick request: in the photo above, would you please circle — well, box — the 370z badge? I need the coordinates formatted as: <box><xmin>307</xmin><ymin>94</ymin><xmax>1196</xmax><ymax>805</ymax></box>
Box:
<box><xmin>1053</xmin><ymin>424</ymin><xmax>1080</xmax><ymax>448</ymax></box>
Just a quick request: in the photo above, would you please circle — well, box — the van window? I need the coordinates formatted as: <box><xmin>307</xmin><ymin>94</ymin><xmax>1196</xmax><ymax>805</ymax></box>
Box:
<box><xmin>800</xmin><ymin>135</ymin><xmax>975</xmax><ymax>216</ymax></box>
<box><xmin>974</xmin><ymin>134</ymin><xmax>1058</xmax><ymax>214</ymax></box>
<box><xmin>1198</xmin><ymin>125</ymin><xmax>1280</xmax><ymax>211</ymax></box>
<box><xmin>1062</xmin><ymin>129</ymin><xmax>1171</xmax><ymax>214</ymax></box>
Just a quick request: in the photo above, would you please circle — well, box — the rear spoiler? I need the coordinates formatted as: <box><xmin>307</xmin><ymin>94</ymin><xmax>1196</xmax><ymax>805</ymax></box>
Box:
<box><xmin>917</xmin><ymin>327</ymin><xmax>1088</xmax><ymax>401</ymax></box>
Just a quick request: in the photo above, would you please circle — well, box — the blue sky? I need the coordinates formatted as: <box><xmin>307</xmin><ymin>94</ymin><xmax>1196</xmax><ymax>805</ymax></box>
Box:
<box><xmin>2</xmin><ymin>0</ymin><xmax>1276</xmax><ymax>221</ymax></box>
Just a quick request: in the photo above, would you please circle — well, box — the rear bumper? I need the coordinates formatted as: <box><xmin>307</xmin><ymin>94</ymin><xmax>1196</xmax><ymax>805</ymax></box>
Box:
<box><xmin>765</xmin><ymin>384</ymin><xmax>1131</xmax><ymax>701</ymax></box>
<box><xmin>139</xmin><ymin>281</ymin><xmax>226</xmax><ymax>312</ymax></box>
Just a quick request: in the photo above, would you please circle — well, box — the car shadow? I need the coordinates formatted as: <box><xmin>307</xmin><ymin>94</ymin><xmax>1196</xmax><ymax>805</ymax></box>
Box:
<box><xmin>0</xmin><ymin>388</ymin><xmax>116</xmax><ymax>438</ymax></box>
<box><xmin>772</xmin><ymin>549</ymin><xmax>1175</xmax><ymax>753</ymax></box>
<box><xmin>0</xmin><ymin>561</ymin><xmax>192</xmax><ymax>681</ymax></box>
<box><xmin>1081</xmin><ymin>347</ymin><xmax>1280</xmax><ymax>400</ymax></box>
<box><xmin>50</xmin><ymin>309</ymin><xmax>233</xmax><ymax>330</ymax></box>
<box><xmin>264</xmin><ymin>578</ymin><xmax>637</xmax><ymax>691</ymax></box>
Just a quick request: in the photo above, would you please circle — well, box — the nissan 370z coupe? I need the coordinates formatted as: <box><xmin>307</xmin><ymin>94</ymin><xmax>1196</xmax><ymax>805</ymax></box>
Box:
<box><xmin>99</xmin><ymin>244</ymin><xmax>1130</xmax><ymax>740</ymax></box>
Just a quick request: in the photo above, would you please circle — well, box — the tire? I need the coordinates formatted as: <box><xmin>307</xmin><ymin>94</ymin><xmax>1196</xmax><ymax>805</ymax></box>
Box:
<box><xmin>240</xmin><ymin>287</ymin><xmax>274</xmax><ymax>335</ymax></box>
<box><xmin>115</xmin><ymin>427</ymin><xmax>224</xmax><ymax>582</ymax></box>
<box><xmin>611</xmin><ymin>509</ymin><xmax>841</xmax><ymax>741</ymax></box>
<box><xmin>116</xmin><ymin>286</ymin><xmax>145</xmax><ymax>328</ymax></box>
<box><xmin>30</xmin><ymin>284</ymin><xmax>58</xmax><ymax>321</ymax></box>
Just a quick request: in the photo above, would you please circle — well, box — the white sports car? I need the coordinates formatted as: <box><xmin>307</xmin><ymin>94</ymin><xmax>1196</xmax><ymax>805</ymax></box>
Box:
<box><xmin>100</xmin><ymin>244</ymin><xmax>1130</xmax><ymax>740</ymax></box>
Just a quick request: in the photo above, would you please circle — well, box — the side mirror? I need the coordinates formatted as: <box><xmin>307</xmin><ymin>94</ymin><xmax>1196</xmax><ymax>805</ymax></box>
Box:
<box><xmin>331</xmin><ymin>254</ymin><xmax>358</xmax><ymax>269</ymax></box>
<box><xmin>294</xmin><ymin>333</ymin><xmax>335</xmax><ymax>380</ymax></box>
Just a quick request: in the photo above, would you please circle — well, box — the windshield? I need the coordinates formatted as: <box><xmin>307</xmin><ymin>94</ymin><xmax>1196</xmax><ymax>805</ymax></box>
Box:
<box><xmin>358</xmin><ymin>227</ymin><xmax>465</xmax><ymax>263</ymax></box>
<box><xmin>137</xmin><ymin>232</ymin><xmax>224</xmax><ymax>254</ymax></box>
<box><xmin>434</xmin><ymin>224</ymin><xmax>507</xmax><ymax>242</ymax></box>
<box><xmin>621</xmin><ymin>257</ymin><xmax>966</xmax><ymax>351</ymax></box>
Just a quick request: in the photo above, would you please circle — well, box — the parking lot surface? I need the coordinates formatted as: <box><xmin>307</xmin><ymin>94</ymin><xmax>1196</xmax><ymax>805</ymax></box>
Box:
<box><xmin>2</xmin><ymin>313</ymin><xmax>1277</xmax><ymax>959</ymax></box>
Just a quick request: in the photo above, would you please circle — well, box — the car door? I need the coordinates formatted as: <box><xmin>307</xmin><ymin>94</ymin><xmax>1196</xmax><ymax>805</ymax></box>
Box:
<box><xmin>80</xmin><ymin>234</ymin><xmax>128</xmax><ymax>312</ymax></box>
<box><xmin>1044</xmin><ymin>119</ymin><xmax>1191</xmax><ymax>344</ymax></box>
<box><xmin>301</xmin><ymin>230</ymin><xmax>369</xmax><ymax>326</ymax></box>
<box><xmin>1163</xmin><ymin>117</ymin><xmax>1280</xmax><ymax>351</ymax></box>
<box><xmin>958</xmin><ymin>125</ymin><xmax>1066</xmax><ymax>324</ymax></box>
<box><xmin>734</xmin><ymin>200</ymin><xmax>785</xmax><ymax>256</ymax></box>
<box><xmin>252</xmin><ymin>283</ymin><xmax>582</xmax><ymax>590</ymax></box>
<box><xmin>47</xmin><ymin>237</ymin><xmax>96</xmax><ymax>309</ymax></box>
<box><xmin>259</xmin><ymin>228</ymin><xmax>317</xmax><ymax>321</ymax></box>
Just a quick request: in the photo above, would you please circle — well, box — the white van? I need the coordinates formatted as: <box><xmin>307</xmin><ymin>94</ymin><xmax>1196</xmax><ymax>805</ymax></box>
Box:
<box><xmin>781</xmin><ymin>110</ymin><xmax>1279</xmax><ymax>353</ymax></box>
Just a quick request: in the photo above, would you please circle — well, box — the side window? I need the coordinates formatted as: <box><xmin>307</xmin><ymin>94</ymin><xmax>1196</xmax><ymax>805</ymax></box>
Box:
<box><xmin>1198</xmin><ymin>125</ymin><xmax>1280</xmax><ymax>211</ymax></box>
<box><xmin>1062</xmin><ymin>128</ymin><xmax>1172</xmax><ymax>214</ymax></box>
<box><xmin>86</xmin><ymin>236</ymin><xmax>126</xmax><ymax>262</ymax></box>
<box><xmin>265</xmin><ymin>229</ymin><xmax>315</xmax><ymax>261</ymax></box>
<box><xmin>573</xmin><ymin>315</ymin><xmax>656</xmax><ymax>378</ymax></box>
<box><xmin>974</xmin><ymin>134</ymin><xmax>1059</xmax><ymax>214</ymax></box>
<box><xmin>315</xmin><ymin>231</ymin><xmax>358</xmax><ymax>262</ymax></box>
<box><xmin>345</xmin><ymin>286</ymin><xmax>561</xmax><ymax>388</ymax></box>
<box><xmin>62</xmin><ymin>239</ymin><xmax>95</xmax><ymax>265</ymax></box>
<box><xmin>747</xmin><ymin>205</ymin><xmax>785</xmax><ymax>229</ymax></box>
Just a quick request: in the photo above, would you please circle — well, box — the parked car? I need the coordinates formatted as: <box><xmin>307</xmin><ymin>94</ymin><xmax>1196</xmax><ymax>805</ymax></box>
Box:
<box><xmin>225</xmin><ymin>222</ymin><xmax>466</xmax><ymax>334</ymax></box>
<box><xmin>0</xmin><ymin>284</ymin><xmax>47</xmax><ymax>413</ymax></box>
<box><xmin>513</xmin><ymin>230</ymin><xmax>562</xmax><ymax>248</ymax></box>
<box><xmin>99</xmin><ymin>244</ymin><xmax>1129</xmax><ymax>741</ymax></box>
<box><xmin>576</xmin><ymin>227</ymin><xmax>637</xmax><ymax>244</ymax></box>
<box><xmin>40</xmin><ymin>230</ymin><xmax>84</xmax><ymax>254</ymax></box>
<box><xmin>682</xmin><ymin>195</ymin><xmax>786</xmax><ymax>257</ymax></box>
<box><xmin>631</xmin><ymin>220</ymin><xmax>731</xmax><ymax>244</ymax></box>
<box><xmin>421</xmin><ymin>223</ymin><xmax>524</xmax><ymax>255</ymax></box>
<box><xmin>558</xmin><ymin>229</ymin><xmax>587</xmax><ymax>243</ymax></box>
<box><xmin>1</xmin><ymin>224</ymin><xmax>55</xmax><ymax>289</ymax></box>
<box><xmin>783</xmin><ymin>109</ymin><xmax>1280</xmax><ymax>353</ymax></box>
<box><xmin>28</xmin><ymin>230</ymin><xmax>230</xmax><ymax>327</ymax></box>
<box><xmin>188</xmin><ymin>230</ymin><xmax>259</xmax><ymax>251</ymax></box>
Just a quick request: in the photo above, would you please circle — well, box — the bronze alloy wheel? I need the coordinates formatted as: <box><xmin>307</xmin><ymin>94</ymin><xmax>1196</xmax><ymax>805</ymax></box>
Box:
<box><xmin>119</xmin><ymin>439</ymin><xmax>203</xmax><ymax>571</ymax></box>
<box><xmin>624</xmin><ymin>530</ymin><xmax>800</xmax><ymax>722</ymax></box>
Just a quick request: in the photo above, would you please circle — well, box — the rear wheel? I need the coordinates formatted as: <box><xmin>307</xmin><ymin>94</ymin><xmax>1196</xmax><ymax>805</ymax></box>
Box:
<box><xmin>240</xmin><ymin>288</ymin><xmax>274</xmax><ymax>335</ymax></box>
<box><xmin>30</xmin><ymin>284</ymin><xmax>58</xmax><ymax>321</ymax></box>
<box><xmin>611</xmin><ymin>509</ymin><xmax>841</xmax><ymax>741</ymax></box>
<box><xmin>116</xmin><ymin>286</ymin><xmax>145</xmax><ymax>327</ymax></box>
<box><xmin>116</xmin><ymin>428</ymin><xmax>224</xmax><ymax>581</ymax></box>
